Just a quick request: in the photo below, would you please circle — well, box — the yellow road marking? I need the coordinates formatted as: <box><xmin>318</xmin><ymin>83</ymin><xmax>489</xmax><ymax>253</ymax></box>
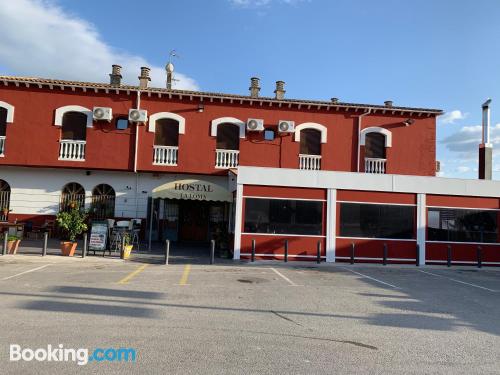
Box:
<box><xmin>179</xmin><ymin>264</ymin><xmax>191</xmax><ymax>285</ymax></box>
<box><xmin>117</xmin><ymin>264</ymin><xmax>148</xmax><ymax>284</ymax></box>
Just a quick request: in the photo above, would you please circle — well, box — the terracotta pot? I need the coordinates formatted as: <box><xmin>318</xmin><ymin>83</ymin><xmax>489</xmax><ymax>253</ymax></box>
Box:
<box><xmin>7</xmin><ymin>240</ymin><xmax>20</xmax><ymax>254</ymax></box>
<box><xmin>60</xmin><ymin>241</ymin><xmax>77</xmax><ymax>256</ymax></box>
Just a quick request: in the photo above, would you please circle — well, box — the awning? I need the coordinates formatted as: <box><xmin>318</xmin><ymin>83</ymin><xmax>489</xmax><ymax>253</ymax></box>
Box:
<box><xmin>152</xmin><ymin>179</ymin><xmax>232</xmax><ymax>202</ymax></box>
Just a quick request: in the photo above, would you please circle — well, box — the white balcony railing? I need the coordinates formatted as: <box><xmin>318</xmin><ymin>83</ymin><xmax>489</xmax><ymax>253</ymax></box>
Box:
<box><xmin>365</xmin><ymin>158</ymin><xmax>386</xmax><ymax>174</ymax></box>
<box><xmin>59</xmin><ymin>140</ymin><xmax>86</xmax><ymax>161</ymax></box>
<box><xmin>299</xmin><ymin>154</ymin><xmax>321</xmax><ymax>170</ymax></box>
<box><xmin>215</xmin><ymin>149</ymin><xmax>239</xmax><ymax>169</ymax></box>
<box><xmin>0</xmin><ymin>136</ymin><xmax>5</xmax><ymax>156</ymax></box>
<box><xmin>153</xmin><ymin>145</ymin><xmax>178</xmax><ymax>166</ymax></box>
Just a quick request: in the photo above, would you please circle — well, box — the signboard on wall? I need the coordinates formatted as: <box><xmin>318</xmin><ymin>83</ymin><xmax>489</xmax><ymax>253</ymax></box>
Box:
<box><xmin>152</xmin><ymin>179</ymin><xmax>232</xmax><ymax>202</ymax></box>
<box><xmin>89</xmin><ymin>222</ymin><xmax>108</xmax><ymax>251</ymax></box>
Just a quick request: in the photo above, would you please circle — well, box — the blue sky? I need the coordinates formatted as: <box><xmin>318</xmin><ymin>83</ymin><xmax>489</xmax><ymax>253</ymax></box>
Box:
<box><xmin>1</xmin><ymin>0</ymin><xmax>500</xmax><ymax>179</ymax></box>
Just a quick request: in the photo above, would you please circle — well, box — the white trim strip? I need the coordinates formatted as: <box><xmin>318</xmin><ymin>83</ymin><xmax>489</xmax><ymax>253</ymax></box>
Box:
<box><xmin>337</xmin><ymin>200</ymin><xmax>416</xmax><ymax>206</ymax></box>
<box><xmin>426</xmin><ymin>240</ymin><xmax>500</xmax><ymax>246</ymax></box>
<box><xmin>340</xmin><ymin>267</ymin><xmax>399</xmax><ymax>289</ymax></box>
<box><xmin>336</xmin><ymin>236</ymin><xmax>416</xmax><ymax>242</ymax></box>
<box><xmin>417</xmin><ymin>269</ymin><xmax>497</xmax><ymax>292</ymax></box>
<box><xmin>336</xmin><ymin>256</ymin><xmax>415</xmax><ymax>261</ymax></box>
<box><xmin>244</xmin><ymin>195</ymin><xmax>326</xmax><ymax>202</ymax></box>
<box><xmin>426</xmin><ymin>259</ymin><xmax>500</xmax><ymax>265</ymax></box>
<box><xmin>242</xmin><ymin>232</ymin><xmax>325</xmax><ymax>238</ymax></box>
<box><xmin>1</xmin><ymin>264</ymin><xmax>51</xmax><ymax>281</ymax></box>
<box><xmin>427</xmin><ymin>205</ymin><xmax>500</xmax><ymax>211</ymax></box>
<box><xmin>270</xmin><ymin>267</ymin><xmax>300</xmax><ymax>286</ymax></box>
<box><xmin>240</xmin><ymin>253</ymin><xmax>326</xmax><ymax>259</ymax></box>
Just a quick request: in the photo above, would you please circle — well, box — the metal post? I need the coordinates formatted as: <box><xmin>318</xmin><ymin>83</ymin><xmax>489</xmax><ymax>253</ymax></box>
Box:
<box><xmin>447</xmin><ymin>245</ymin><xmax>452</xmax><ymax>267</ymax></box>
<box><xmin>317</xmin><ymin>241</ymin><xmax>321</xmax><ymax>264</ymax></box>
<box><xmin>351</xmin><ymin>243</ymin><xmax>355</xmax><ymax>265</ymax></box>
<box><xmin>2</xmin><ymin>230</ymin><xmax>8</xmax><ymax>255</ymax></box>
<box><xmin>477</xmin><ymin>246</ymin><xmax>482</xmax><ymax>268</ymax></box>
<box><xmin>284</xmin><ymin>240</ymin><xmax>288</xmax><ymax>263</ymax></box>
<box><xmin>82</xmin><ymin>232</ymin><xmax>87</xmax><ymax>258</ymax></box>
<box><xmin>210</xmin><ymin>239</ymin><xmax>215</xmax><ymax>265</ymax></box>
<box><xmin>416</xmin><ymin>244</ymin><xmax>420</xmax><ymax>267</ymax></box>
<box><xmin>383</xmin><ymin>243</ymin><xmax>388</xmax><ymax>266</ymax></box>
<box><xmin>42</xmin><ymin>231</ymin><xmax>48</xmax><ymax>257</ymax></box>
<box><xmin>164</xmin><ymin>240</ymin><xmax>170</xmax><ymax>265</ymax></box>
<box><xmin>251</xmin><ymin>239</ymin><xmax>256</xmax><ymax>262</ymax></box>
<box><xmin>120</xmin><ymin>236</ymin><xmax>125</xmax><ymax>259</ymax></box>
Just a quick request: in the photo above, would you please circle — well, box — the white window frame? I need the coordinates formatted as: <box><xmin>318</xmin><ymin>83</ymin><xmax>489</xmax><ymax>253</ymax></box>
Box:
<box><xmin>360</xmin><ymin>126</ymin><xmax>392</xmax><ymax>147</ymax></box>
<box><xmin>0</xmin><ymin>101</ymin><xmax>15</xmax><ymax>123</ymax></box>
<box><xmin>294</xmin><ymin>122</ymin><xmax>328</xmax><ymax>143</ymax></box>
<box><xmin>54</xmin><ymin>105</ymin><xmax>93</xmax><ymax>128</ymax></box>
<box><xmin>211</xmin><ymin>117</ymin><xmax>246</xmax><ymax>139</ymax></box>
<box><xmin>148</xmin><ymin>112</ymin><xmax>186</xmax><ymax>134</ymax></box>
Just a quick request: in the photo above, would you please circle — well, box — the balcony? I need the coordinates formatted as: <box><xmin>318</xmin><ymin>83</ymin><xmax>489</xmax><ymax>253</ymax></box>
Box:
<box><xmin>299</xmin><ymin>154</ymin><xmax>321</xmax><ymax>170</ymax></box>
<box><xmin>0</xmin><ymin>136</ymin><xmax>5</xmax><ymax>156</ymax></box>
<box><xmin>215</xmin><ymin>149</ymin><xmax>239</xmax><ymax>169</ymax></box>
<box><xmin>153</xmin><ymin>145</ymin><xmax>178</xmax><ymax>166</ymax></box>
<box><xmin>59</xmin><ymin>140</ymin><xmax>86</xmax><ymax>161</ymax></box>
<box><xmin>365</xmin><ymin>158</ymin><xmax>386</xmax><ymax>174</ymax></box>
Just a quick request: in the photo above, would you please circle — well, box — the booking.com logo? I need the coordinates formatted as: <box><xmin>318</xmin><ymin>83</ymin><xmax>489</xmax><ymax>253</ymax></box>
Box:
<box><xmin>10</xmin><ymin>344</ymin><xmax>136</xmax><ymax>365</ymax></box>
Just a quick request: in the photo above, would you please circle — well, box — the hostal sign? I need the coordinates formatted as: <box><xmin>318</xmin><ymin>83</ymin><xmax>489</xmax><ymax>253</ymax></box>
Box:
<box><xmin>152</xmin><ymin>179</ymin><xmax>233</xmax><ymax>202</ymax></box>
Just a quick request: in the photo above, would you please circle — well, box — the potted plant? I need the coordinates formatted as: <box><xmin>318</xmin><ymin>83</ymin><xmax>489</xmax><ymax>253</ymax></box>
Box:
<box><xmin>122</xmin><ymin>233</ymin><xmax>133</xmax><ymax>260</ymax></box>
<box><xmin>6</xmin><ymin>234</ymin><xmax>21</xmax><ymax>254</ymax></box>
<box><xmin>56</xmin><ymin>207</ymin><xmax>88</xmax><ymax>256</ymax></box>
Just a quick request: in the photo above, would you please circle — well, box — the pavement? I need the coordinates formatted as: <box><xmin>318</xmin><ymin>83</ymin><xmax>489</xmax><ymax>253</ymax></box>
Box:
<box><xmin>0</xmin><ymin>249</ymin><xmax>499</xmax><ymax>374</ymax></box>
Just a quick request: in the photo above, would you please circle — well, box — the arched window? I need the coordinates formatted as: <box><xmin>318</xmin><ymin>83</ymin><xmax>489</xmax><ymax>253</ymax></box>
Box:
<box><xmin>154</xmin><ymin>119</ymin><xmax>179</xmax><ymax>146</ymax></box>
<box><xmin>60</xmin><ymin>182</ymin><xmax>85</xmax><ymax>212</ymax></box>
<box><xmin>0</xmin><ymin>179</ymin><xmax>11</xmax><ymax>221</ymax></box>
<box><xmin>61</xmin><ymin>112</ymin><xmax>87</xmax><ymax>141</ymax></box>
<box><xmin>365</xmin><ymin>133</ymin><xmax>386</xmax><ymax>159</ymax></box>
<box><xmin>299</xmin><ymin>129</ymin><xmax>322</xmax><ymax>155</ymax></box>
<box><xmin>0</xmin><ymin>108</ymin><xmax>6</xmax><ymax>156</ymax></box>
<box><xmin>216</xmin><ymin>123</ymin><xmax>240</xmax><ymax>150</ymax></box>
<box><xmin>91</xmin><ymin>184</ymin><xmax>115</xmax><ymax>219</ymax></box>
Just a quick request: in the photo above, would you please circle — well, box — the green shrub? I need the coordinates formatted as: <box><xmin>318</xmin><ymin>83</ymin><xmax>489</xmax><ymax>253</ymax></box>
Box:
<box><xmin>56</xmin><ymin>208</ymin><xmax>88</xmax><ymax>242</ymax></box>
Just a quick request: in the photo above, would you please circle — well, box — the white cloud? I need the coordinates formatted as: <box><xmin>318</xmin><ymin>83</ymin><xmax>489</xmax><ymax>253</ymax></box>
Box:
<box><xmin>441</xmin><ymin>123</ymin><xmax>500</xmax><ymax>162</ymax></box>
<box><xmin>228</xmin><ymin>0</ymin><xmax>308</xmax><ymax>8</ymax></box>
<box><xmin>456</xmin><ymin>166</ymin><xmax>471</xmax><ymax>173</ymax></box>
<box><xmin>438</xmin><ymin>110</ymin><xmax>468</xmax><ymax>125</ymax></box>
<box><xmin>0</xmin><ymin>0</ymin><xmax>198</xmax><ymax>90</ymax></box>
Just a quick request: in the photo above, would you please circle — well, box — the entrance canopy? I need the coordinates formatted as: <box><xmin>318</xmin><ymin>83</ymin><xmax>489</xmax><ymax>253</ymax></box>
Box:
<box><xmin>152</xmin><ymin>179</ymin><xmax>232</xmax><ymax>202</ymax></box>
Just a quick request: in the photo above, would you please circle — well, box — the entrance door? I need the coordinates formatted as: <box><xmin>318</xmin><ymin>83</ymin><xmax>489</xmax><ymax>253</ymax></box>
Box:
<box><xmin>178</xmin><ymin>201</ymin><xmax>209</xmax><ymax>242</ymax></box>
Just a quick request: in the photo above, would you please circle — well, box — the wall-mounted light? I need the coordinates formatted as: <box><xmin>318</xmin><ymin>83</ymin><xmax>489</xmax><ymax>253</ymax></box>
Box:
<box><xmin>197</xmin><ymin>102</ymin><xmax>204</xmax><ymax>113</ymax></box>
<box><xmin>403</xmin><ymin>118</ymin><xmax>415</xmax><ymax>126</ymax></box>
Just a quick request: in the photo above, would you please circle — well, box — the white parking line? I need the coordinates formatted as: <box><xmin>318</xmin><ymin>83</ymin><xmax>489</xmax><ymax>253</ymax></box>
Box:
<box><xmin>340</xmin><ymin>267</ymin><xmax>399</xmax><ymax>289</ymax></box>
<box><xmin>270</xmin><ymin>268</ymin><xmax>301</xmax><ymax>286</ymax></box>
<box><xmin>417</xmin><ymin>269</ymin><xmax>497</xmax><ymax>292</ymax></box>
<box><xmin>1</xmin><ymin>264</ymin><xmax>52</xmax><ymax>281</ymax></box>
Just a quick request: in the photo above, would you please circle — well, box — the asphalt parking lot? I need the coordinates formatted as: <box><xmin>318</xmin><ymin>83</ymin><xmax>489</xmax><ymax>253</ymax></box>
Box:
<box><xmin>0</xmin><ymin>254</ymin><xmax>499</xmax><ymax>374</ymax></box>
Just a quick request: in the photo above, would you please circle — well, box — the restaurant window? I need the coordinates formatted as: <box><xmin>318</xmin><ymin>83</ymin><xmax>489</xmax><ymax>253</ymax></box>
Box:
<box><xmin>365</xmin><ymin>133</ymin><xmax>386</xmax><ymax>159</ymax></box>
<box><xmin>61</xmin><ymin>112</ymin><xmax>87</xmax><ymax>140</ymax></box>
<box><xmin>216</xmin><ymin>123</ymin><xmax>240</xmax><ymax>150</ymax></box>
<box><xmin>340</xmin><ymin>203</ymin><xmax>415</xmax><ymax>239</ymax></box>
<box><xmin>60</xmin><ymin>182</ymin><xmax>86</xmax><ymax>212</ymax></box>
<box><xmin>428</xmin><ymin>208</ymin><xmax>498</xmax><ymax>243</ymax></box>
<box><xmin>299</xmin><ymin>129</ymin><xmax>321</xmax><ymax>155</ymax></box>
<box><xmin>244</xmin><ymin>198</ymin><xmax>323</xmax><ymax>235</ymax></box>
<box><xmin>154</xmin><ymin>119</ymin><xmax>179</xmax><ymax>147</ymax></box>
<box><xmin>0</xmin><ymin>179</ymin><xmax>11</xmax><ymax>221</ymax></box>
<box><xmin>90</xmin><ymin>184</ymin><xmax>116</xmax><ymax>219</ymax></box>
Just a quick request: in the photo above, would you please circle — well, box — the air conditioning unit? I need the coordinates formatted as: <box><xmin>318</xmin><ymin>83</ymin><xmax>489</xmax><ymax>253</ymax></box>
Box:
<box><xmin>247</xmin><ymin>118</ymin><xmax>264</xmax><ymax>131</ymax></box>
<box><xmin>128</xmin><ymin>109</ymin><xmax>148</xmax><ymax>123</ymax></box>
<box><xmin>278</xmin><ymin>120</ymin><xmax>295</xmax><ymax>133</ymax></box>
<box><xmin>93</xmin><ymin>107</ymin><xmax>113</xmax><ymax>121</ymax></box>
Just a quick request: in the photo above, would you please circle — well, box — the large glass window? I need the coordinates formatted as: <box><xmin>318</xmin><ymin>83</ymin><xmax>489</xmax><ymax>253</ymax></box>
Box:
<box><xmin>428</xmin><ymin>208</ymin><xmax>498</xmax><ymax>243</ymax></box>
<box><xmin>244</xmin><ymin>198</ymin><xmax>323</xmax><ymax>235</ymax></box>
<box><xmin>340</xmin><ymin>203</ymin><xmax>415</xmax><ymax>239</ymax></box>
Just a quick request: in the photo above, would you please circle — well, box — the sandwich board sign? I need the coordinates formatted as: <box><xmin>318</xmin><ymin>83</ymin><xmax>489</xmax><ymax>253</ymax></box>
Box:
<box><xmin>89</xmin><ymin>222</ymin><xmax>108</xmax><ymax>251</ymax></box>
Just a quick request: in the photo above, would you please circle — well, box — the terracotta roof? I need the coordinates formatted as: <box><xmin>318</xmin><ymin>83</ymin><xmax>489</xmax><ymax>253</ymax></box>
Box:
<box><xmin>0</xmin><ymin>75</ymin><xmax>443</xmax><ymax>115</ymax></box>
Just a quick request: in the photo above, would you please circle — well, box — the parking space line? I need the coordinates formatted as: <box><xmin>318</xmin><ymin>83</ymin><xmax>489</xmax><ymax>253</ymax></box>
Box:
<box><xmin>117</xmin><ymin>264</ymin><xmax>148</xmax><ymax>285</ymax></box>
<box><xmin>178</xmin><ymin>265</ymin><xmax>191</xmax><ymax>285</ymax></box>
<box><xmin>417</xmin><ymin>270</ymin><xmax>497</xmax><ymax>292</ymax></box>
<box><xmin>340</xmin><ymin>267</ymin><xmax>399</xmax><ymax>289</ymax></box>
<box><xmin>1</xmin><ymin>264</ymin><xmax>51</xmax><ymax>281</ymax></box>
<box><xmin>270</xmin><ymin>268</ymin><xmax>301</xmax><ymax>286</ymax></box>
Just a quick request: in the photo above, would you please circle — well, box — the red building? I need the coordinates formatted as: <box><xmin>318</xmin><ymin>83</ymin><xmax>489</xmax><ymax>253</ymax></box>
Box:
<box><xmin>0</xmin><ymin>65</ymin><xmax>499</xmax><ymax>265</ymax></box>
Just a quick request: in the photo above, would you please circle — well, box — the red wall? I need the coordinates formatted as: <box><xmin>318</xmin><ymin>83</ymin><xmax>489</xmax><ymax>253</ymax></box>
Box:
<box><xmin>336</xmin><ymin>238</ymin><xmax>417</xmax><ymax>263</ymax></box>
<box><xmin>0</xmin><ymin>85</ymin><xmax>437</xmax><ymax>176</ymax></box>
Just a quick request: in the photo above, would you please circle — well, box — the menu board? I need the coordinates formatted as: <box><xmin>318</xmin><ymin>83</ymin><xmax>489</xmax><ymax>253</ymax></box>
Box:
<box><xmin>88</xmin><ymin>222</ymin><xmax>108</xmax><ymax>251</ymax></box>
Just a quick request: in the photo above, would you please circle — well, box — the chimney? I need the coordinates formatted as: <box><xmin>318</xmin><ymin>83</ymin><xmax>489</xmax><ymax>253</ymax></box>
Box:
<box><xmin>384</xmin><ymin>100</ymin><xmax>393</xmax><ymax>107</ymax></box>
<box><xmin>109</xmin><ymin>64</ymin><xmax>122</xmax><ymax>86</ymax></box>
<box><xmin>249</xmin><ymin>77</ymin><xmax>260</xmax><ymax>98</ymax></box>
<box><xmin>479</xmin><ymin>98</ymin><xmax>493</xmax><ymax>180</ymax></box>
<box><xmin>138</xmin><ymin>66</ymin><xmax>151</xmax><ymax>89</ymax></box>
<box><xmin>166</xmin><ymin>62</ymin><xmax>174</xmax><ymax>89</ymax></box>
<box><xmin>331</xmin><ymin>97</ymin><xmax>339</xmax><ymax>104</ymax></box>
<box><xmin>274</xmin><ymin>81</ymin><xmax>285</xmax><ymax>100</ymax></box>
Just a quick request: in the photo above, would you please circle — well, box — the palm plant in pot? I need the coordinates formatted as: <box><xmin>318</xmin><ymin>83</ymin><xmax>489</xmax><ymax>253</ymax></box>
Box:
<box><xmin>56</xmin><ymin>205</ymin><xmax>88</xmax><ymax>256</ymax></box>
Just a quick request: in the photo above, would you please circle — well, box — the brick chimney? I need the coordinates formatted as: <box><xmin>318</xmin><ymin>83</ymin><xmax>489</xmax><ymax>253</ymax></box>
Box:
<box><xmin>109</xmin><ymin>64</ymin><xmax>122</xmax><ymax>86</ymax></box>
<box><xmin>479</xmin><ymin>99</ymin><xmax>493</xmax><ymax>180</ymax></box>
<box><xmin>384</xmin><ymin>100</ymin><xmax>393</xmax><ymax>107</ymax></box>
<box><xmin>138</xmin><ymin>66</ymin><xmax>151</xmax><ymax>89</ymax></box>
<box><xmin>249</xmin><ymin>77</ymin><xmax>260</xmax><ymax>98</ymax></box>
<box><xmin>274</xmin><ymin>81</ymin><xmax>285</xmax><ymax>100</ymax></box>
